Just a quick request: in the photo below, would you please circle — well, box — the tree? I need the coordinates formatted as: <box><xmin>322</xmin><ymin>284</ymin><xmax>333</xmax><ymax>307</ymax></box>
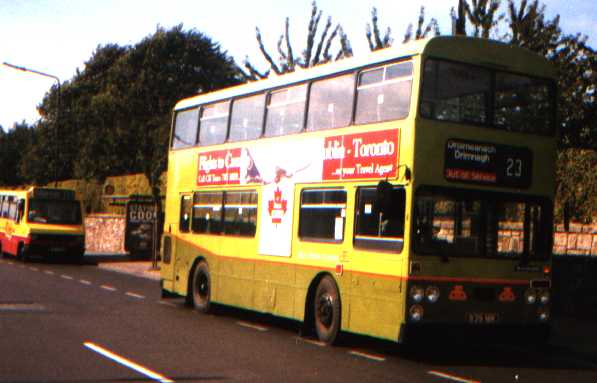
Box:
<box><xmin>366</xmin><ymin>7</ymin><xmax>392</xmax><ymax>51</ymax></box>
<box><xmin>243</xmin><ymin>1</ymin><xmax>352</xmax><ymax>80</ymax></box>
<box><xmin>403</xmin><ymin>7</ymin><xmax>440</xmax><ymax>43</ymax></box>
<box><xmin>0</xmin><ymin>122</ymin><xmax>35</xmax><ymax>186</ymax></box>
<box><xmin>22</xmin><ymin>25</ymin><xmax>242</xmax><ymax>204</ymax></box>
<box><xmin>367</xmin><ymin>6</ymin><xmax>439</xmax><ymax>51</ymax></box>
<box><xmin>462</xmin><ymin>0</ymin><xmax>504</xmax><ymax>39</ymax></box>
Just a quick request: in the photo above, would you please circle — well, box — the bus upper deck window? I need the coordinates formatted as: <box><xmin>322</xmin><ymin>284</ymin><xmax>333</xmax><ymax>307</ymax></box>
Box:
<box><xmin>355</xmin><ymin>61</ymin><xmax>412</xmax><ymax>125</ymax></box>
<box><xmin>307</xmin><ymin>74</ymin><xmax>354</xmax><ymax>132</ymax></box>
<box><xmin>229</xmin><ymin>94</ymin><xmax>265</xmax><ymax>142</ymax></box>
<box><xmin>172</xmin><ymin>108</ymin><xmax>199</xmax><ymax>149</ymax></box>
<box><xmin>199</xmin><ymin>101</ymin><xmax>230</xmax><ymax>146</ymax></box>
<box><xmin>265</xmin><ymin>84</ymin><xmax>307</xmax><ymax>137</ymax></box>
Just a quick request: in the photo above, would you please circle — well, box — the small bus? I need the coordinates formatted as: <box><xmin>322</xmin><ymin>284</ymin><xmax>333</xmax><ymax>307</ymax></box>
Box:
<box><xmin>0</xmin><ymin>187</ymin><xmax>85</xmax><ymax>262</ymax></box>
<box><xmin>160</xmin><ymin>36</ymin><xmax>556</xmax><ymax>344</ymax></box>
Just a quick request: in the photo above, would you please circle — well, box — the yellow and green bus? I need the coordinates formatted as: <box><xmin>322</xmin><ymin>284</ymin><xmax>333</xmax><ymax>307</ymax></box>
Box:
<box><xmin>0</xmin><ymin>187</ymin><xmax>85</xmax><ymax>262</ymax></box>
<box><xmin>160</xmin><ymin>36</ymin><xmax>556</xmax><ymax>344</ymax></box>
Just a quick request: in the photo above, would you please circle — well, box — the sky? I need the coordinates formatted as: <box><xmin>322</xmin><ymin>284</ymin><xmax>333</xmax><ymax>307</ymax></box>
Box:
<box><xmin>0</xmin><ymin>0</ymin><xmax>594</xmax><ymax>131</ymax></box>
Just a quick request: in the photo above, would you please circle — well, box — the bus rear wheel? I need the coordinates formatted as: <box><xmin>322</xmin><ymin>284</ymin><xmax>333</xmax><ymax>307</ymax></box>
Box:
<box><xmin>314</xmin><ymin>275</ymin><xmax>341</xmax><ymax>345</ymax></box>
<box><xmin>191</xmin><ymin>261</ymin><xmax>211</xmax><ymax>314</ymax></box>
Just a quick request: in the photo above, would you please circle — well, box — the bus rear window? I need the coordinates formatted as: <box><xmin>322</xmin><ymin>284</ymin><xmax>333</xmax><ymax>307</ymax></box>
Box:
<box><xmin>494</xmin><ymin>73</ymin><xmax>554</xmax><ymax>134</ymax></box>
<box><xmin>421</xmin><ymin>59</ymin><xmax>555</xmax><ymax>135</ymax></box>
<box><xmin>414</xmin><ymin>189</ymin><xmax>551</xmax><ymax>260</ymax></box>
<box><xmin>421</xmin><ymin>60</ymin><xmax>490</xmax><ymax>124</ymax></box>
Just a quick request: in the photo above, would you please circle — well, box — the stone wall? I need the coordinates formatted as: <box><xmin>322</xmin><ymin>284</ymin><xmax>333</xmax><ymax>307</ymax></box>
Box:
<box><xmin>553</xmin><ymin>223</ymin><xmax>597</xmax><ymax>256</ymax></box>
<box><xmin>85</xmin><ymin>214</ymin><xmax>126</xmax><ymax>254</ymax></box>
<box><xmin>432</xmin><ymin>219</ymin><xmax>597</xmax><ymax>256</ymax></box>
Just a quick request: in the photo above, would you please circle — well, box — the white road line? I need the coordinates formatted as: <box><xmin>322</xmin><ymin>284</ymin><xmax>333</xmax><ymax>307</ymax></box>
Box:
<box><xmin>44</xmin><ymin>270</ymin><xmax>55</xmax><ymax>275</ymax></box>
<box><xmin>60</xmin><ymin>274</ymin><xmax>74</xmax><ymax>280</ymax></box>
<box><xmin>125</xmin><ymin>292</ymin><xmax>145</xmax><ymax>299</ymax></box>
<box><xmin>348</xmin><ymin>350</ymin><xmax>386</xmax><ymax>362</ymax></box>
<box><xmin>157</xmin><ymin>300</ymin><xmax>177</xmax><ymax>307</ymax></box>
<box><xmin>236</xmin><ymin>321</ymin><xmax>268</xmax><ymax>332</ymax></box>
<box><xmin>79</xmin><ymin>279</ymin><xmax>92</xmax><ymax>285</ymax></box>
<box><xmin>427</xmin><ymin>370</ymin><xmax>480</xmax><ymax>383</ymax></box>
<box><xmin>295</xmin><ymin>337</ymin><xmax>327</xmax><ymax>347</ymax></box>
<box><xmin>100</xmin><ymin>285</ymin><xmax>117</xmax><ymax>292</ymax></box>
<box><xmin>84</xmin><ymin>342</ymin><xmax>173</xmax><ymax>383</ymax></box>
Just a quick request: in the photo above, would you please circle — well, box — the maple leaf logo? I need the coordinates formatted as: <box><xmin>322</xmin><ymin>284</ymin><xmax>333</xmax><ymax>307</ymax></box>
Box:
<box><xmin>268</xmin><ymin>187</ymin><xmax>287</xmax><ymax>224</ymax></box>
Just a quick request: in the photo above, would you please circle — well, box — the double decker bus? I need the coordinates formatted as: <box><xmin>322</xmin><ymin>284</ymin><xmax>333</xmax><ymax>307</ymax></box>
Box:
<box><xmin>0</xmin><ymin>187</ymin><xmax>85</xmax><ymax>262</ymax></box>
<box><xmin>160</xmin><ymin>36</ymin><xmax>556</xmax><ymax>344</ymax></box>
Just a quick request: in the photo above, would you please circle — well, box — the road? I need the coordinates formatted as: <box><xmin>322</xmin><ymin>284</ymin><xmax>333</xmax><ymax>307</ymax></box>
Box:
<box><xmin>1</xmin><ymin>257</ymin><xmax>596</xmax><ymax>383</ymax></box>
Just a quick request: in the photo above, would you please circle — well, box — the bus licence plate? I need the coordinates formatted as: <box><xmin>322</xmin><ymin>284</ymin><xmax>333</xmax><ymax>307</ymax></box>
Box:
<box><xmin>466</xmin><ymin>312</ymin><xmax>499</xmax><ymax>324</ymax></box>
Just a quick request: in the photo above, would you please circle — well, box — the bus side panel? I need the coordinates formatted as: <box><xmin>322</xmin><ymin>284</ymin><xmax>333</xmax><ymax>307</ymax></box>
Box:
<box><xmin>348</xmin><ymin>271</ymin><xmax>405</xmax><ymax>341</ymax></box>
<box><xmin>171</xmin><ymin>235</ymin><xmax>219</xmax><ymax>300</ymax></box>
<box><xmin>217</xmin><ymin>241</ymin><xmax>255</xmax><ymax>310</ymax></box>
<box><xmin>253</xmin><ymin>257</ymin><xmax>295</xmax><ymax>317</ymax></box>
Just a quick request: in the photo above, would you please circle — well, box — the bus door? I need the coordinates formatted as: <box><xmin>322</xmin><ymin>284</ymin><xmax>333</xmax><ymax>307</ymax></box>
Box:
<box><xmin>348</xmin><ymin>183</ymin><xmax>407</xmax><ymax>340</ymax></box>
<box><xmin>162</xmin><ymin>194</ymin><xmax>192</xmax><ymax>292</ymax></box>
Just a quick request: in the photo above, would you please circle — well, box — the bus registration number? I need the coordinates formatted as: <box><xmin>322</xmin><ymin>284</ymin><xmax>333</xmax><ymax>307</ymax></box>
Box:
<box><xmin>466</xmin><ymin>312</ymin><xmax>499</xmax><ymax>324</ymax></box>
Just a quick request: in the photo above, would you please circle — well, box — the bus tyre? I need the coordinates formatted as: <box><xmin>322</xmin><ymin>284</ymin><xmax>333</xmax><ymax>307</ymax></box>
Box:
<box><xmin>17</xmin><ymin>244</ymin><xmax>28</xmax><ymax>262</ymax></box>
<box><xmin>314</xmin><ymin>275</ymin><xmax>341</xmax><ymax>345</ymax></box>
<box><xmin>191</xmin><ymin>261</ymin><xmax>211</xmax><ymax>314</ymax></box>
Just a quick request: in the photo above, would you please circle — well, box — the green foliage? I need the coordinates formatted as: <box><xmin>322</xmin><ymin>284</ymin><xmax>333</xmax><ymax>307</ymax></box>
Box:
<box><xmin>243</xmin><ymin>1</ymin><xmax>352</xmax><ymax>80</ymax></box>
<box><xmin>0</xmin><ymin>122</ymin><xmax>35</xmax><ymax>186</ymax></box>
<box><xmin>555</xmin><ymin>149</ymin><xmax>597</xmax><ymax>223</ymax></box>
<box><xmin>8</xmin><ymin>25</ymin><xmax>242</xmax><ymax>201</ymax></box>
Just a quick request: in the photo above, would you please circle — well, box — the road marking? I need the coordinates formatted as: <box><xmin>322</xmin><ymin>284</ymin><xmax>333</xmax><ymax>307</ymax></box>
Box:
<box><xmin>0</xmin><ymin>303</ymin><xmax>46</xmax><ymax>312</ymax></box>
<box><xmin>348</xmin><ymin>350</ymin><xmax>386</xmax><ymax>362</ymax></box>
<box><xmin>44</xmin><ymin>270</ymin><xmax>55</xmax><ymax>275</ymax></box>
<box><xmin>125</xmin><ymin>292</ymin><xmax>145</xmax><ymax>299</ymax></box>
<box><xmin>79</xmin><ymin>279</ymin><xmax>92</xmax><ymax>285</ymax></box>
<box><xmin>157</xmin><ymin>300</ymin><xmax>177</xmax><ymax>307</ymax></box>
<box><xmin>100</xmin><ymin>285</ymin><xmax>117</xmax><ymax>292</ymax></box>
<box><xmin>236</xmin><ymin>321</ymin><xmax>268</xmax><ymax>332</ymax></box>
<box><xmin>60</xmin><ymin>274</ymin><xmax>74</xmax><ymax>280</ymax></box>
<box><xmin>28</xmin><ymin>267</ymin><xmax>39</xmax><ymax>271</ymax></box>
<box><xmin>84</xmin><ymin>342</ymin><xmax>173</xmax><ymax>383</ymax></box>
<box><xmin>295</xmin><ymin>337</ymin><xmax>327</xmax><ymax>347</ymax></box>
<box><xmin>428</xmin><ymin>370</ymin><xmax>480</xmax><ymax>383</ymax></box>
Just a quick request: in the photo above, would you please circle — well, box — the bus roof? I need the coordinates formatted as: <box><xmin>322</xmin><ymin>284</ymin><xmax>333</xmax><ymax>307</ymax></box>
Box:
<box><xmin>174</xmin><ymin>36</ymin><xmax>556</xmax><ymax>111</ymax></box>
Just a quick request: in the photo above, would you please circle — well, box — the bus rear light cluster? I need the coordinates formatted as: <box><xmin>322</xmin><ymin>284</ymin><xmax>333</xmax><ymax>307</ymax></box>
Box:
<box><xmin>524</xmin><ymin>288</ymin><xmax>550</xmax><ymax>305</ymax></box>
<box><xmin>409</xmin><ymin>305</ymin><xmax>424</xmax><ymax>322</ymax></box>
<box><xmin>409</xmin><ymin>285</ymin><xmax>441</xmax><ymax>303</ymax></box>
<box><xmin>537</xmin><ymin>307</ymin><xmax>550</xmax><ymax>321</ymax></box>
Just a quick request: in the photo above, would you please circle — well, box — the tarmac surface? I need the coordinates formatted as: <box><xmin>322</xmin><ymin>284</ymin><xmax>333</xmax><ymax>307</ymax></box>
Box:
<box><xmin>87</xmin><ymin>253</ymin><xmax>597</xmax><ymax>367</ymax></box>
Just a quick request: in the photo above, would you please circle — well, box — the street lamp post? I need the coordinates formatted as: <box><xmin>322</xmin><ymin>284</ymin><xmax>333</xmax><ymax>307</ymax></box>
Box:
<box><xmin>3</xmin><ymin>62</ymin><xmax>60</xmax><ymax>186</ymax></box>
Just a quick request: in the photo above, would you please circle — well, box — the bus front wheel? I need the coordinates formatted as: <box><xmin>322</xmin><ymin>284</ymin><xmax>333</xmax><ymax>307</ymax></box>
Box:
<box><xmin>314</xmin><ymin>275</ymin><xmax>341</xmax><ymax>345</ymax></box>
<box><xmin>191</xmin><ymin>261</ymin><xmax>211</xmax><ymax>314</ymax></box>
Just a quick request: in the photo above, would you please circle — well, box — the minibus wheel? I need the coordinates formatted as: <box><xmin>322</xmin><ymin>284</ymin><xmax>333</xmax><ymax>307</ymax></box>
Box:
<box><xmin>17</xmin><ymin>244</ymin><xmax>28</xmax><ymax>262</ymax></box>
<box><xmin>314</xmin><ymin>275</ymin><xmax>341</xmax><ymax>345</ymax></box>
<box><xmin>191</xmin><ymin>261</ymin><xmax>211</xmax><ymax>314</ymax></box>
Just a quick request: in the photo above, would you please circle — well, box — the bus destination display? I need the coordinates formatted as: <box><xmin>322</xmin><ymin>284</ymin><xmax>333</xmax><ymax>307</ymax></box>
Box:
<box><xmin>444</xmin><ymin>139</ymin><xmax>532</xmax><ymax>188</ymax></box>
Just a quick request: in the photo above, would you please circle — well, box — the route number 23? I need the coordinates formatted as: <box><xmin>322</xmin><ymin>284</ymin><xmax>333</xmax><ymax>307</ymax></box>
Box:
<box><xmin>506</xmin><ymin>157</ymin><xmax>523</xmax><ymax>177</ymax></box>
